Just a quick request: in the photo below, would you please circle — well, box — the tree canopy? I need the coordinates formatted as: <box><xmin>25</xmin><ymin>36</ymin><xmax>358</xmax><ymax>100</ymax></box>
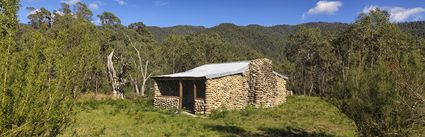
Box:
<box><xmin>97</xmin><ymin>11</ymin><xmax>121</xmax><ymax>26</ymax></box>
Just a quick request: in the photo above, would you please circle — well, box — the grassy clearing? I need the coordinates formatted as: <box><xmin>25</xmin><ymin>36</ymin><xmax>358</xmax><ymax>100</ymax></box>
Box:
<box><xmin>60</xmin><ymin>96</ymin><xmax>357</xmax><ymax>137</ymax></box>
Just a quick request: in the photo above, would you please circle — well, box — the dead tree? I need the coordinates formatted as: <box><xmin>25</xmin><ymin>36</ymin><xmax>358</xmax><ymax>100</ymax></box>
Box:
<box><xmin>131</xmin><ymin>45</ymin><xmax>152</xmax><ymax>96</ymax></box>
<box><xmin>125</xmin><ymin>34</ymin><xmax>152</xmax><ymax>97</ymax></box>
<box><xmin>107</xmin><ymin>50</ymin><xmax>128</xmax><ymax>99</ymax></box>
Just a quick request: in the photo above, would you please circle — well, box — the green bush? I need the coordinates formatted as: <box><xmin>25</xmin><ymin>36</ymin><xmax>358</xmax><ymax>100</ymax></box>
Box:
<box><xmin>0</xmin><ymin>1</ymin><xmax>75</xmax><ymax>136</ymax></box>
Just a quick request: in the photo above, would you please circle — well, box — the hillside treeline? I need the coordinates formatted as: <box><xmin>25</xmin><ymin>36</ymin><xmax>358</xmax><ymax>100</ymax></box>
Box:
<box><xmin>287</xmin><ymin>10</ymin><xmax>425</xmax><ymax>136</ymax></box>
<box><xmin>0</xmin><ymin>1</ymin><xmax>424</xmax><ymax>136</ymax></box>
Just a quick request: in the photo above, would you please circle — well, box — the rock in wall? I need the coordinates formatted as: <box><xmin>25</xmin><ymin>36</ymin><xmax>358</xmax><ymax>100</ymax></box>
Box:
<box><xmin>274</xmin><ymin>75</ymin><xmax>288</xmax><ymax>104</ymax></box>
<box><xmin>153</xmin><ymin>82</ymin><xmax>161</xmax><ymax>96</ymax></box>
<box><xmin>154</xmin><ymin>96</ymin><xmax>180</xmax><ymax>110</ymax></box>
<box><xmin>248</xmin><ymin>58</ymin><xmax>278</xmax><ymax>107</ymax></box>
<box><xmin>204</xmin><ymin>74</ymin><xmax>249</xmax><ymax>114</ymax></box>
<box><xmin>194</xmin><ymin>99</ymin><xmax>205</xmax><ymax>115</ymax></box>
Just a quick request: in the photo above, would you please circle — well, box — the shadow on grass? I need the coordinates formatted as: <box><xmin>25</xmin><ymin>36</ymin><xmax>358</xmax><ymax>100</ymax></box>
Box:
<box><xmin>205</xmin><ymin>124</ymin><xmax>335</xmax><ymax>137</ymax></box>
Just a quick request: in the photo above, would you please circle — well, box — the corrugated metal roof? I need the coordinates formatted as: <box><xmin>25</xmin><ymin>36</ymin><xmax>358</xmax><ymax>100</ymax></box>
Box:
<box><xmin>273</xmin><ymin>71</ymin><xmax>289</xmax><ymax>80</ymax></box>
<box><xmin>152</xmin><ymin>60</ymin><xmax>288</xmax><ymax>80</ymax></box>
<box><xmin>153</xmin><ymin>61</ymin><xmax>251</xmax><ymax>79</ymax></box>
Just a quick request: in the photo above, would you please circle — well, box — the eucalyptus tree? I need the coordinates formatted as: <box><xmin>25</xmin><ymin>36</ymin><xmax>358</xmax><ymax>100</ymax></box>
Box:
<box><xmin>287</xmin><ymin>26</ymin><xmax>335</xmax><ymax>96</ymax></box>
<box><xmin>26</xmin><ymin>7</ymin><xmax>53</xmax><ymax>29</ymax></box>
<box><xmin>97</xmin><ymin>11</ymin><xmax>121</xmax><ymax>26</ymax></box>
<box><xmin>75</xmin><ymin>2</ymin><xmax>93</xmax><ymax>21</ymax></box>
<box><xmin>59</xmin><ymin>3</ymin><xmax>72</xmax><ymax>15</ymax></box>
<box><xmin>331</xmin><ymin>9</ymin><xmax>425</xmax><ymax>136</ymax></box>
<box><xmin>129</xmin><ymin>22</ymin><xmax>153</xmax><ymax>40</ymax></box>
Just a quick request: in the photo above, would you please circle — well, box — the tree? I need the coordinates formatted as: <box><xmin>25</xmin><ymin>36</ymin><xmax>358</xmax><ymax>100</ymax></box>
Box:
<box><xmin>129</xmin><ymin>22</ymin><xmax>153</xmax><ymax>39</ymax></box>
<box><xmin>127</xmin><ymin>35</ymin><xmax>152</xmax><ymax>97</ymax></box>
<box><xmin>75</xmin><ymin>2</ymin><xmax>92</xmax><ymax>21</ymax></box>
<box><xmin>107</xmin><ymin>50</ymin><xmax>128</xmax><ymax>99</ymax></box>
<box><xmin>26</xmin><ymin>7</ymin><xmax>53</xmax><ymax>29</ymax></box>
<box><xmin>59</xmin><ymin>3</ymin><xmax>72</xmax><ymax>15</ymax></box>
<box><xmin>97</xmin><ymin>12</ymin><xmax>121</xmax><ymax>26</ymax></box>
<box><xmin>1</xmin><ymin>0</ymin><xmax>76</xmax><ymax>135</ymax></box>
<box><xmin>287</xmin><ymin>26</ymin><xmax>336</xmax><ymax>96</ymax></box>
<box><xmin>161</xmin><ymin>34</ymin><xmax>187</xmax><ymax>73</ymax></box>
<box><xmin>161</xmin><ymin>32</ymin><xmax>234</xmax><ymax>73</ymax></box>
<box><xmin>97</xmin><ymin>20</ymin><xmax>158</xmax><ymax>97</ymax></box>
<box><xmin>330</xmin><ymin>9</ymin><xmax>425</xmax><ymax>136</ymax></box>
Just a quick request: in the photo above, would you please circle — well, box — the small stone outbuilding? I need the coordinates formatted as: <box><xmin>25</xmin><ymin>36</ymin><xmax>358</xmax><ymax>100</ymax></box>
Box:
<box><xmin>151</xmin><ymin>58</ymin><xmax>291</xmax><ymax>115</ymax></box>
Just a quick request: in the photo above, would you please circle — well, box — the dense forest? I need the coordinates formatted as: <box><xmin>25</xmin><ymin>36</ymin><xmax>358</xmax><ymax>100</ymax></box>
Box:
<box><xmin>149</xmin><ymin>21</ymin><xmax>425</xmax><ymax>43</ymax></box>
<box><xmin>1</xmin><ymin>1</ymin><xmax>425</xmax><ymax>136</ymax></box>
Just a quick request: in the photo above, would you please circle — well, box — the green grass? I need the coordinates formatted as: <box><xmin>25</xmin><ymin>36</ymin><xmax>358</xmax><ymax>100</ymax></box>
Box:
<box><xmin>60</xmin><ymin>96</ymin><xmax>358</xmax><ymax>137</ymax></box>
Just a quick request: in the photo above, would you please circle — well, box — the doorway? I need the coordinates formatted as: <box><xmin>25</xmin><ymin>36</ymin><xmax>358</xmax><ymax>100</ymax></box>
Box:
<box><xmin>182</xmin><ymin>80</ymin><xmax>195</xmax><ymax>113</ymax></box>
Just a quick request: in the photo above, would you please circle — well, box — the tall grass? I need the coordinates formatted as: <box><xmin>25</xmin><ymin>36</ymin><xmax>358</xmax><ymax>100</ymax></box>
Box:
<box><xmin>61</xmin><ymin>96</ymin><xmax>358</xmax><ymax>137</ymax></box>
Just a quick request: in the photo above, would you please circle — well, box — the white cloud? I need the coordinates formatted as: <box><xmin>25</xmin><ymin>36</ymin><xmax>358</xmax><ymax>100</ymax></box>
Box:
<box><xmin>389</xmin><ymin>7</ymin><xmax>425</xmax><ymax>22</ymax></box>
<box><xmin>61</xmin><ymin>0</ymin><xmax>81</xmax><ymax>5</ymax></box>
<box><xmin>307</xmin><ymin>1</ymin><xmax>343</xmax><ymax>15</ymax></box>
<box><xmin>89</xmin><ymin>1</ymin><xmax>103</xmax><ymax>10</ymax></box>
<box><xmin>362</xmin><ymin>5</ymin><xmax>425</xmax><ymax>22</ymax></box>
<box><xmin>114</xmin><ymin>0</ymin><xmax>127</xmax><ymax>5</ymax></box>
<box><xmin>155</xmin><ymin>0</ymin><xmax>168</xmax><ymax>7</ymax></box>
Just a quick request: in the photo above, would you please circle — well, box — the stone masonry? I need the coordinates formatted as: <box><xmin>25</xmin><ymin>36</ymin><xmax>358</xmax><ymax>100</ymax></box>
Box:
<box><xmin>204</xmin><ymin>74</ymin><xmax>249</xmax><ymax>114</ymax></box>
<box><xmin>248</xmin><ymin>58</ymin><xmax>279</xmax><ymax>107</ymax></box>
<box><xmin>153</xmin><ymin>58</ymin><xmax>290</xmax><ymax>115</ymax></box>
<box><xmin>153</xmin><ymin>82</ymin><xmax>180</xmax><ymax>109</ymax></box>
<box><xmin>194</xmin><ymin>99</ymin><xmax>206</xmax><ymax>115</ymax></box>
<box><xmin>274</xmin><ymin>75</ymin><xmax>288</xmax><ymax>104</ymax></box>
<box><xmin>153</xmin><ymin>96</ymin><xmax>180</xmax><ymax>110</ymax></box>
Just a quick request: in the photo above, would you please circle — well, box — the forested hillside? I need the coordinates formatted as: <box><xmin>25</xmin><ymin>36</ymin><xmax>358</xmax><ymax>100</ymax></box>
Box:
<box><xmin>149</xmin><ymin>21</ymin><xmax>424</xmax><ymax>75</ymax></box>
<box><xmin>1</xmin><ymin>1</ymin><xmax>425</xmax><ymax>136</ymax></box>
<box><xmin>150</xmin><ymin>21</ymin><xmax>425</xmax><ymax>43</ymax></box>
<box><xmin>147</xmin><ymin>25</ymin><xmax>206</xmax><ymax>42</ymax></box>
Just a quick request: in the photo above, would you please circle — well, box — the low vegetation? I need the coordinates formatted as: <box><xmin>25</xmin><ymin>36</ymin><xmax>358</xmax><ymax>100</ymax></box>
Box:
<box><xmin>60</xmin><ymin>96</ymin><xmax>357</xmax><ymax>137</ymax></box>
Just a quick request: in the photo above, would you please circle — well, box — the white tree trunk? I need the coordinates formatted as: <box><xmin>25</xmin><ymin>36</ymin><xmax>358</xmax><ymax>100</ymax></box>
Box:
<box><xmin>107</xmin><ymin>50</ymin><xmax>126</xmax><ymax>99</ymax></box>
<box><xmin>130</xmin><ymin>74</ymin><xmax>140</xmax><ymax>96</ymax></box>
<box><xmin>131</xmin><ymin>44</ymin><xmax>152</xmax><ymax>97</ymax></box>
<box><xmin>141</xmin><ymin>79</ymin><xmax>147</xmax><ymax>97</ymax></box>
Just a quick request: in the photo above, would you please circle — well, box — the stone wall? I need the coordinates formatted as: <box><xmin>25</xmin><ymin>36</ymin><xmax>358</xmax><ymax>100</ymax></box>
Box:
<box><xmin>204</xmin><ymin>74</ymin><xmax>249</xmax><ymax>114</ymax></box>
<box><xmin>153</xmin><ymin>96</ymin><xmax>180</xmax><ymax>110</ymax></box>
<box><xmin>273</xmin><ymin>75</ymin><xmax>288</xmax><ymax>104</ymax></box>
<box><xmin>248</xmin><ymin>58</ymin><xmax>278</xmax><ymax>107</ymax></box>
<box><xmin>152</xmin><ymin>58</ymin><xmax>290</xmax><ymax>115</ymax></box>
<box><xmin>194</xmin><ymin>99</ymin><xmax>205</xmax><ymax>115</ymax></box>
<box><xmin>153</xmin><ymin>82</ymin><xmax>160</xmax><ymax>96</ymax></box>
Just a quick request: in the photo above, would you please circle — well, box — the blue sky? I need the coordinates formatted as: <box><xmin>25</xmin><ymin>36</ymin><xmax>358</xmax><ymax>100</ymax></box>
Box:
<box><xmin>19</xmin><ymin>0</ymin><xmax>425</xmax><ymax>27</ymax></box>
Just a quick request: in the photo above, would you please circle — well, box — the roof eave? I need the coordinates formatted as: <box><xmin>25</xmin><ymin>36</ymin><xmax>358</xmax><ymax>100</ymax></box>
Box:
<box><xmin>151</xmin><ymin>76</ymin><xmax>207</xmax><ymax>80</ymax></box>
<box><xmin>273</xmin><ymin>71</ymin><xmax>289</xmax><ymax>80</ymax></box>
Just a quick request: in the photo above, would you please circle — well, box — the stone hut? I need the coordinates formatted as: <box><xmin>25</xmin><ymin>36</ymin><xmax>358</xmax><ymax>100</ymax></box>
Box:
<box><xmin>151</xmin><ymin>58</ymin><xmax>290</xmax><ymax>115</ymax></box>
